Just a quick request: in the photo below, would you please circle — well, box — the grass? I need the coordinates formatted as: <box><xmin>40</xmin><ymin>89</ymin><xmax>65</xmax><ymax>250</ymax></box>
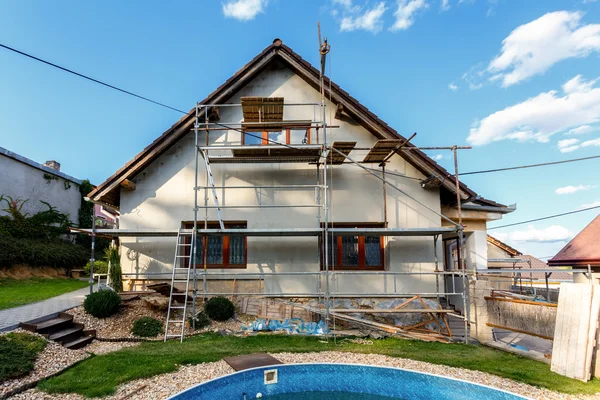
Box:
<box><xmin>40</xmin><ymin>334</ymin><xmax>600</xmax><ymax>398</ymax></box>
<box><xmin>0</xmin><ymin>278</ymin><xmax>89</xmax><ymax>310</ymax></box>
<box><xmin>0</xmin><ymin>332</ymin><xmax>47</xmax><ymax>382</ymax></box>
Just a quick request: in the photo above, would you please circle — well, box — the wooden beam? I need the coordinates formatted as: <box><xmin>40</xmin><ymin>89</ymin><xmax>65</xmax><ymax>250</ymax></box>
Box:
<box><xmin>120</xmin><ymin>179</ymin><xmax>136</xmax><ymax>191</ymax></box>
<box><xmin>334</xmin><ymin>103</ymin><xmax>344</xmax><ymax>119</ymax></box>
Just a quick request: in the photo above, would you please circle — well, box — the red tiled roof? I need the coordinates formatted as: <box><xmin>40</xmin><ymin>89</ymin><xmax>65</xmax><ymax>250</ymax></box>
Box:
<box><xmin>549</xmin><ymin>215</ymin><xmax>600</xmax><ymax>267</ymax></box>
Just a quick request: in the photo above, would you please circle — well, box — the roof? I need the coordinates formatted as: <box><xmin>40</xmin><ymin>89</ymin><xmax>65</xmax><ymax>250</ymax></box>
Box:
<box><xmin>487</xmin><ymin>235</ymin><xmax>572</xmax><ymax>280</ymax></box>
<box><xmin>487</xmin><ymin>235</ymin><xmax>522</xmax><ymax>257</ymax></box>
<box><xmin>88</xmin><ymin>39</ymin><xmax>508</xmax><ymax>210</ymax></box>
<box><xmin>0</xmin><ymin>146</ymin><xmax>82</xmax><ymax>185</ymax></box>
<box><xmin>549</xmin><ymin>215</ymin><xmax>600</xmax><ymax>267</ymax></box>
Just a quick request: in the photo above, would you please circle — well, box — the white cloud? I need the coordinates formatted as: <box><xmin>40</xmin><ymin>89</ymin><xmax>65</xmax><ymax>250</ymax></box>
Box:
<box><xmin>390</xmin><ymin>0</ymin><xmax>429</xmax><ymax>31</ymax></box>
<box><xmin>340</xmin><ymin>2</ymin><xmax>387</xmax><ymax>33</ymax></box>
<box><xmin>432</xmin><ymin>154</ymin><xmax>444</xmax><ymax>161</ymax></box>
<box><xmin>441</xmin><ymin>0</ymin><xmax>450</xmax><ymax>11</ymax></box>
<box><xmin>448</xmin><ymin>83</ymin><xmax>458</xmax><ymax>91</ymax></box>
<box><xmin>566</xmin><ymin>124</ymin><xmax>597</xmax><ymax>135</ymax></box>
<box><xmin>487</xmin><ymin>11</ymin><xmax>600</xmax><ymax>87</ymax></box>
<box><xmin>558</xmin><ymin>138</ymin><xmax>580</xmax><ymax>153</ymax></box>
<box><xmin>556</xmin><ymin>136</ymin><xmax>600</xmax><ymax>152</ymax></box>
<box><xmin>555</xmin><ymin>184</ymin><xmax>596</xmax><ymax>194</ymax></box>
<box><xmin>510</xmin><ymin>225</ymin><xmax>572</xmax><ymax>243</ymax></box>
<box><xmin>467</xmin><ymin>75</ymin><xmax>600</xmax><ymax>146</ymax></box>
<box><xmin>580</xmin><ymin>200</ymin><xmax>600</xmax><ymax>209</ymax></box>
<box><xmin>222</xmin><ymin>0</ymin><xmax>267</xmax><ymax>21</ymax></box>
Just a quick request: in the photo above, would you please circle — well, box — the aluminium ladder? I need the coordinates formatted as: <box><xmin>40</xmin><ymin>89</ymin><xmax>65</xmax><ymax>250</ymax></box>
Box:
<box><xmin>164</xmin><ymin>229</ymin><xmax>196</xmax><ymax>342</ymax></box>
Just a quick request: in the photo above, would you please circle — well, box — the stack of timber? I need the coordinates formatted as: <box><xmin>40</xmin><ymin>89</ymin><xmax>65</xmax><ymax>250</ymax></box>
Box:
<box><xmin>239</xmin><ymin>298</ymin><xmax>313</xmax><ymax>322</ymax></box>
<box><xmin>551</xmin><ymin>283</ymin><xmax>600</xmax><ymax>382</ymax></box>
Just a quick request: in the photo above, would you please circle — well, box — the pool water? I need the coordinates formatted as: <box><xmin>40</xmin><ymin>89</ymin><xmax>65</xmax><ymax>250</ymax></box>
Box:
<box><xmin>263</xmin><ymin>392</ymin><xmax>402</xmax><ymax>399</ymax></box>
<box><xmin>169</xmin><ymin>363</ymin><xmax>528</xmax><ymax>400</ymax></box>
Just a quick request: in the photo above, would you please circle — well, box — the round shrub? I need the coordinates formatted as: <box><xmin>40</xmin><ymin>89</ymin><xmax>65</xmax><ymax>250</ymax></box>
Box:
<box><xmin>204</xmin><ymin>297</ymin><xmax>235</xmax><ymax>321</ymax></box>
<box><xmin>188</xmin><ymin>311</ymin><xmax>211</xmax><ymax>330</ymax></box>
<box><xmin>131</xmin><ymin>317</ymin><xmax>163</xmax><ymax>337</ymax></box>
<box><xmin>83</xmin><ymin>290</ymin><xmax>121</xmax><ymax>318</ymax></box>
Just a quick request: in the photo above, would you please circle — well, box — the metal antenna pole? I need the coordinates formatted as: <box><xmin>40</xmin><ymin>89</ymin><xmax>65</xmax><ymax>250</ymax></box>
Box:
<box><xmin>192</xmin><ymin>103</ymin><xmax>200</xmax><ymax>327</ymax></box>
<box><xmin>453</xmin><ymin>146</ymin><xmax>469</xmax><ymax>344</ymax></box>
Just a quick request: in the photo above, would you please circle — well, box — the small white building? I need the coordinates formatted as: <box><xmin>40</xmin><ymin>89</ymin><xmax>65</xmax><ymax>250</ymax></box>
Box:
<box><xmin>0</xmin><ymin>147</ymin><xmax>82</xmax><ymax>223</ymax></box>
<box><xmin>88</xmin><ymin>39</ymin><xmax>514</xmax><ymax>304</ymax></box>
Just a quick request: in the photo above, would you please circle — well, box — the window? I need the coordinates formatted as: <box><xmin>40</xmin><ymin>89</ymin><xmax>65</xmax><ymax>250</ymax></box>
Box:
<box><xmin>321</xmin><ymin>223</ymin><xmax>385</xmax><ymax>270</ymax></box>
<box><xmin>183</xmin><ymin>221</ymin><xmax>247</xmax><ymax>268</ymax></box>
<box><xmin>242</xmin><ymin>128</ymin><xmax>311</xmax><ymax>145</ymax></box>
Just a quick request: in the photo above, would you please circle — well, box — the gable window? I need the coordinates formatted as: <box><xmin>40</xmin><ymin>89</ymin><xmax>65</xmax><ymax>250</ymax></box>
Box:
<box><xmin>321</xmin><ymin>223</ymin><xmax>385</xmax><ymax>270</ymax></box>
<box><xmin>183</xmin><ymin>221</ymin><xmax>247</xmax><ymax>268</ymax></box>
<box><xmin>242</xmin><ymin>128</ymin><xmax>311</xmax><ymax>145</ymax></box>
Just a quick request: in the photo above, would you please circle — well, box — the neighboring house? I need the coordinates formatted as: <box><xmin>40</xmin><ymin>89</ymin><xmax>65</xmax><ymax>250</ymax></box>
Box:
<box><xmin>487</xmin><ymin>235</ymin><xmax>572</xmax><ymax>294</ymax></box>
<box><xmin>549</xmin><ymin>215</ymin><xmax>600</xmax><ymax>284</ymax></box>
<box><xmin>87</xmin><ymin>39</ymin><xmax>514</xmax><ymax>300</ymax></box>
<box><xmin>0</xmin><ymin>146</ymin><xmax>82</xmax><ymax>223</ymax></box>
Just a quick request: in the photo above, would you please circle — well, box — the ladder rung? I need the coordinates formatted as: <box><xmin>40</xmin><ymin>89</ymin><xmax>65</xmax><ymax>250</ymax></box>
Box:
<box><xmin>166</xmin><ymin>334</ymin><xmax>183</xmax><ymax>337</ymax></box>
<box><xmin>179</xmin><ymin>244</ymin><xmax>193</xmax><ymax>246</ymax></box>
<box><xmin>168</xmin><ymin>320</ymin><xmax>186</xmax><ymax>323</ymax></box>
<box><xmin>175</xmin><ymin>255</ymin><xmax>190</xmax><ymax>258</ymax></box>
<box><xmin>170</xmin><ymin>306</ymin><xmax>186</xmax><ymax>309</ymax></box>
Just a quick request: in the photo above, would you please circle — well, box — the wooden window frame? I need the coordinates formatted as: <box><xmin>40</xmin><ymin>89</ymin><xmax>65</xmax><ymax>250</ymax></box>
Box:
<box><xmin>183</xmin><ymin>221</ymin><xmax>248</xmax><ymax>269</ymax></box>
<box><xmin>320</xmin><ymin>222</ymin><xmax>386</xmax><ymax>271</ymax></box>
<box><xmin>241</xmin><ymin>128</ymin><xmax>311</xmax><ymax>145</ymax></box>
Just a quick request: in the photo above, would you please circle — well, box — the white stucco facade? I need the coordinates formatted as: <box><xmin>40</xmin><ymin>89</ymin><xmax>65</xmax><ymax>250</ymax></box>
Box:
<box><xmin>0</xmin><ymin>148</ymin><xmax>81</xmax><ymax>224</ymax></box>
<box><xmin>118</xmin><ymin>64</ymin><xmax>480</xmax><ymax>296</ymax></box>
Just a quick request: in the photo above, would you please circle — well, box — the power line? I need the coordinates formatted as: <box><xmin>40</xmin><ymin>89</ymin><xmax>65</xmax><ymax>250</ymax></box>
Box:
<box><xmin>488</xmin><ymin>205</ymin><xmax>600</xmax><ymax>230</ymax></box>
<box><xmin>460</xmin><ymin>155</ymin><xmax>600</xmax><ymax>176</ymax></box>
<box><xmin>0</xmin><ymin>43</ymin><xmax>189</xmax><ymax>115</ymax></box>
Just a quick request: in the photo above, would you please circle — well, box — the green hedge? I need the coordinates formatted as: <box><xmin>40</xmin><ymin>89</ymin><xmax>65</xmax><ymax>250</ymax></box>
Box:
<box><xmin>131</xmin><ymin>317</ymin><xmax>163</xmax><ymax>337</ymax></box>
<box><xmin>0</xmin><ymin>236</ymin><xmax>88</xmax><ymax>269</ymax></box>
<box><xmin>84</xmin><ymin>260</ymin><xmax>109</xmax><ymax>275</ymax></box>
<box><xmin>0</xmin><ymin>332</ymin><xmax>47</xmax><ymax>381</ymax></box>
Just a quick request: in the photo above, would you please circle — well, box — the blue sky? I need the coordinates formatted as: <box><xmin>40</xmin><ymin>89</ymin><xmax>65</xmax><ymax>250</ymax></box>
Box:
<box><xmin>1</xmin><ymin>0</ymin><xmax>599</xmax><ymax>258</ymax></box>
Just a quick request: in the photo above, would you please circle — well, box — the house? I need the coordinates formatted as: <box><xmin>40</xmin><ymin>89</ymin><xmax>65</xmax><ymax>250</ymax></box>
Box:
<box><xmin>486</xmin><ymin>235</ymin><xmax>572</xmax><ymax>300</ymax></box>
<box><xmin>0</xmin><ymin>146</ymin><xmax>82</xmax><ymax>222</ymax></box>
<box><xmin>86</xmin><ymin>39</ymin><xmax>514</xmax><ymax>303</ymax></box>
<box><xmin>549</xmin><ymin>214</ymin><xmax>600</xmax><ymax>283</ymax></box>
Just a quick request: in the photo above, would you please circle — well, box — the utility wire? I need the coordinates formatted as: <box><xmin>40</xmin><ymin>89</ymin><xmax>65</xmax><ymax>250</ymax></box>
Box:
<box><xmin>460</xmin><ymin>155</ymin><xmax>600</xmax><ymax>176</ymax></box>
<box><xmin>0</xmin><ymin>43</ymin><xmax>189</xmax><ymax>115</ymax></box>
<box><xmin>488</xmin><ymin>205</ymin><xmax>600</xmax><ymax>230</ymax></box>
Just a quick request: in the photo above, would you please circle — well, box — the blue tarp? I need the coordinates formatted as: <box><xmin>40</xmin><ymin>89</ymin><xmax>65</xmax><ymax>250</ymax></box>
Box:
<box><xmin>242</xmin><ymin>318</ymin><xmax>328</xmax><ymax>335</ymax></box>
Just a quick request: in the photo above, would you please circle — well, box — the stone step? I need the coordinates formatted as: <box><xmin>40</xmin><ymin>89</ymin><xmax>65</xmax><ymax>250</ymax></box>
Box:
<box><xmin>34</xmin><ymin>313</ymin><xmax>74</xmax><ymax>335</ymax></box>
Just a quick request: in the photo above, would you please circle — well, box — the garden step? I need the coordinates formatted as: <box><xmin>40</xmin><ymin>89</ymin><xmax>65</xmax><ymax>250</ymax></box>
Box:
<box><xmin>33</xmin><ymin>314</ymin><xmax>74</xmax><ymax>335</ymax></box>
<box><xmin>48</xmin><ymin>324</ymin><xmax>84</xmax><ymax>344</ymax></box>
<box><xmin>63</xmin><ymin>334</ymin><xmax>94</xmax><ymax>350</ymax></box>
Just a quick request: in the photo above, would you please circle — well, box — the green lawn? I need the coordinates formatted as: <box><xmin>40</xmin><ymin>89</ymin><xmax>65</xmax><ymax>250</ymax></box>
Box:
<box><xmin>0</xmin><ymin>278</ymin><xmax>89</xmax><ymax>310</ymax></box>
<box><xmin>40</xmin><ymin>333</ymin><xmax>600</xmax><ymax>398</ymax></box>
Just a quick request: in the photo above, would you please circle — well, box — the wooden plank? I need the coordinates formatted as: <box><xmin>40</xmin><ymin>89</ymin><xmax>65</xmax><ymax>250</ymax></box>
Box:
<box><xmin>362</xmin><ymin>139</ymin><xmax>403</xmax><ymax>163</ymax></box>
<box><xmin>485</xmin><ymin>296</ymin><xmax>557</xmax><ymax>308</ymax></box>
<box><xmin>241</xmin><ymin>97</ymin><xmax>284</xmax><ymax>123</ymax></box>
<box><xmin>329</xmin><ymin>309</ymin><xmax>455</xmax><ymax>313</ymax></box>
<box><xmin>585</xmin><ymin>286</ymin><xmax>600</xmax><ymax>380</ymax></box>
<box><xmin>329</xmin><ymin>141</ymin><xmax>356</xmax><ymax>164</ymax></box>
<box><xmin>486</xmin><ymin>323</ymin><xmax>554</xmax><ymax>341</ymax></box>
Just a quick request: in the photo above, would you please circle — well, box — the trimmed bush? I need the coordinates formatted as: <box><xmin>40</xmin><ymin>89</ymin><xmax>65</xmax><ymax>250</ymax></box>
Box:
<box><xmin>0</xmin><ymin>236</ymin><xmax>88</xmax><ymax>270</ymax></box>
<box><xmin>0</xmin><ymin>332</ymin><xmax>47</xmax><ymax>381</ymax></box>
<box><xmin>84</xmin><ymin>290</ymin><xmax>121</xmax><ymax>318</ymax></box>
<box><xmin>83</xmin><ymin>260</ymin><xmax>109</xmax><ymax>276</ymax></box>
<box><xmin>105</xmin><ymin>245</ymin><xmax>123</xmax><ymax>293</ymax></box>
<box><xmin>188</xmin><ymin>311</ymin><xmax>211</xmax><ymax>330</ymax></box>
<box><xmin>204</xmin><ymin>297</ymin><xmax>235</xmax><ymax>321</ymax></box>
<box><xmin>131</xmin><ymin>317</ymin><xmax>163</xmax><ymax>337</ymax></box>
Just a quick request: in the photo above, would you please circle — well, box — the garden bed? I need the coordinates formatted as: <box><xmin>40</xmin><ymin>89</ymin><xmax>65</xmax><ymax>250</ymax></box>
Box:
<box><xmin>70</xmin><ymin>299</ymin><xmax>254</xmax><ymax>340</ymax></box>
<box><xmin>0</xmin><ymin>330</ymin><xmax>89</xmax><ymax>399</ymax></box>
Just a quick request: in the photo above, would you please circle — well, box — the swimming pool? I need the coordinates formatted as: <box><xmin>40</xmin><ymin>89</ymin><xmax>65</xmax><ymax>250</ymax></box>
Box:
<box><xmin>168</xmin><ymin>363</ymin><xmax>530</xmax><ymax>400</ymax></box>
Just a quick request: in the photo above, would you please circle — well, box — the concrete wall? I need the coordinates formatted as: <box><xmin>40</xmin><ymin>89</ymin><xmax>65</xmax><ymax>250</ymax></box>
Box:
<box><xmin>0</xmin><ymin>155</ymin><xmax>81</xmax><ymax>223</ymax></box>
<box><xmin>119</xmin><ymin>63</ymin><xmax>453</xmax><ymax>296</ymax></box>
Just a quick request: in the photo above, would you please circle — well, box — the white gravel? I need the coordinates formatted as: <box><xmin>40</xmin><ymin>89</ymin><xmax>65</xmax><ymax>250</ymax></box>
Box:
<box><xmin>10</xmin><ymin>351</ymin><xmax>600</xmax><ymax>400</ymax></box>
<box><xmin>1</xmin><ymin>330</ymin><xmax>89</xmax><ymax>399</ymax></box>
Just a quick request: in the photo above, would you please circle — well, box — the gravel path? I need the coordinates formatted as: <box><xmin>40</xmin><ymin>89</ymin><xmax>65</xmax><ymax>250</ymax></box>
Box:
<box><xmin>11</xmin><ymin>351</ymin><xmax>600</xmax><ymax>400</ymax></box>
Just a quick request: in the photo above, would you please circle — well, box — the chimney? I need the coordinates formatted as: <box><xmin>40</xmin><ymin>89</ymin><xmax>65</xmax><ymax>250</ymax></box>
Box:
<box><xmin>44</xmin><ymin>160</ymin><xmax>61</xmax><ymax>171</ymax></box>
